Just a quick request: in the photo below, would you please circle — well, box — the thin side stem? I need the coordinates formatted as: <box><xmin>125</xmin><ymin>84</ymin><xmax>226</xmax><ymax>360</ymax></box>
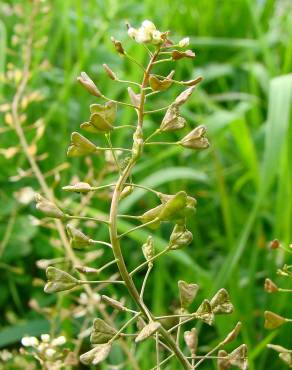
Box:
<box><xmin>140</xmin><ymin>266</ymin><xmax>152</xmax><ymax>299</ymax></box>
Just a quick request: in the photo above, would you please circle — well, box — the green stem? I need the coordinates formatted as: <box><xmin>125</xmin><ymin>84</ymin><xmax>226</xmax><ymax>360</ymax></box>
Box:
<box><xmin>108</xmin><ymin>47</ymin><xmax>190</xmax><ymax>369</ymax></box>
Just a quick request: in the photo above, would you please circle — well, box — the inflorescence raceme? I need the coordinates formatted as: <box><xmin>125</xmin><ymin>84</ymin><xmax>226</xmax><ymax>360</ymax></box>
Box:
<box><xmin>35</xmin><ymin>20</ymin><xmax>248</xmax><ymax>369</ymax></box>
<box><xmin>265</xmin><ymin>240</ymin><xmax>292</xmax><ymax>368</ymax></box>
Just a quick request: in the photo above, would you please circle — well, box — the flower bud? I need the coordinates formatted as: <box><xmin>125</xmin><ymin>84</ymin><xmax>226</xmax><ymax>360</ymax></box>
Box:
<box><xmin>66</xmin><ymin>224</ymin><xmax>94</xmax><ymax>248</ymax></box>
<box><xmin>264</xmin><ymin>278</ymin><xmax>278</xmax><ymax>293</ymax></box>
<box><xmin>62</xmin><ymin>182</ymin><xmax>92</xmax><ymax>194</ymax></box>
<box><xmin>269</xmin><ymin>239</ymin><xmax>280</xmax><ymax>249</ymax></box>
<box><xmin>174</xmin><ymin>86</ymin><xmax>196</xmax><ymax>106</ymax></box>
<box><xmin>120</xmin><ymin>185</ymin><xmax>134</xmax><ymax>200</ymax></box>
<box><xmin>195</xmin><ymin>299</ymin><xmax>214</xmax><ymax>325</ymax></box>
<box><xmin>142</xmin><ymin>236</ymin><xmax>155</xmax><ymax>267</ymax></box>
<box><xmin>221</xmin><ymin>322</ymin><xmax>242</xmax><ymax>345</ymax></box>
<box><xmin>127</xmin><ymin>87</ymin><xmax>141</xmax><ymax>107</ymax></box>
<box><xmin>184</xmin><ymin>328</ymin><xmax>198</xmax><ymax>356</ymax></box>
<box><xmin>90</xmin><ymin>318</ymin><xmax>117</xmax><ymax>344</ymax></box>
<box><xmin>80</xmin><ymin>343</ymin><xmax>112</xmax><ymax>366</ymax></box>
<box><xmin>178</xmin><ymin>280</ymin><xmax>199</xmax><ymax>310</ymax></box>
<box><xmin>210</xmin><ymin>288</ymin><xmax>233</xmax><ymax>315</ymax></box>
<box><xmin>180</xmin><ymin>125</ymin><xmax>210</xmax><ymax>150</ymax></box>
<box><xmin>44</xmin><ymin>266</ymin><xmax>80</xmax><ymax>293</ymax></box>
<box><xmin>102</xmin><ymin>63</ymin><xmax>117</xmax><ymax>80</ymax></box>
<box><xmin>35</xmin><ymin>193</ymin><xmax>65</xmax><ymax>219</ymax></box>
<box><xmin>101</xmin><ymin>295</ymin><xmax>128</xmax><ymax>312</ymax></box>
<box><xmin>77</xmin><ymin>72</ymin><xmax>101</xmax><ymax>97</ymax></box>
<box><xmin>264</xmin><ymin>311</ymin><xmax>286</xmax><ymax>329</ymax></box>
<box><xmin>135</xmin><ymin>321</ymin><xmax>161</xmax><ymax>343</ymax></box>
<box><xmin>67</xmin><ymin>132</ymin><xmax>97</xmax><ymax>157</ymax></box>
<box><xmin>111</xmin><ymin>37</ymin><xmax>125</xmax><ymax>55</ymax></box>
<box><xmin>178</xmin><ymin>37</ymin><xmax>190</xmax><ymax>48</ymax></box>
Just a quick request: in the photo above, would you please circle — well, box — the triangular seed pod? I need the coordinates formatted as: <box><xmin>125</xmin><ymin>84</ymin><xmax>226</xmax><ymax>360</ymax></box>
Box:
<box><xmin>180</xmin><ymin>125</ymin><xmax>210</xmax><ymax>150</ymax></box>
<box><xmin>217</xmin><ymin>350</ymin><xmax>231</xmax><ymax>370</ymax></box>
<box><xmin>184</xmin><ymin>328</ymin><xmax>198</xmax><ymax>356</ymax></box>
<box><xmin>135</xmin><ymin>321</ymin><xmax>161</xmax><ymax>343</ymax></box>
<box><xmin>66</xmin><ymin>224</ymin><xmax>94</xmax><ymax>248</ymax></box>
<box><xmin>228</xmin><ymin>344</ymin><xmax>248</xmax><ymax>370</ymax></box>
<box><xmin>172</xmin><ymin>49</ymin><xmax>196</xmax><ymax>61</ymax></box>
<box><xmin>178</xmin><ymin>280</ymin><xmax>199</xmax><ymax>310</ymax></box>
<box><xmin>35</xmin><ymin>193</ymin><xmax>65</xmax><ymax>219</ymax></box>
<box><xmin>264</xmin><ymin>311</ymin><xmax>286</xmax><ymax>330</ymax></box>
<box><xmin>210</xmin><ymin>288</ymin><xmax>234</xmax><ymax>315</ymax></box>
<box><xmin>44</xmin><ymin>267</ymin><xmax>80</xmax><ymax>293</ymax></box>
<box><xmin>80</xmin><ymin>343</ymin><xmax>112</xmax><ymax>365</ymax></box>
<box><xmin>67</xmin><ymin>132</ymin><xmax>97</xmax><ymax>157</ymax></box>
<box><xmin>195</xmin><ymin>299</ymin><xmax>214</xmax><ymax>326</ymax></box>
<box><xmin>90</xmin><ymin>318</ymin><xmax>117</xmax><ymax>344</ymax></box>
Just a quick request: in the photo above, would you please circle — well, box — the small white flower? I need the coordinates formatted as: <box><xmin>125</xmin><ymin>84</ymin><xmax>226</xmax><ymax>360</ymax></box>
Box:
<box><xmin>52</xmin><ymin>336</ymin><xmax>66</xmax><ymax>346</ymax></box>
<box><xmin>41</xmin><ymin>334</ymin><xmax>50</xmax><ymax>343</ymax></box>
<box><xmin>141</xmin><ymin>20</ymin><xmax>156</xmax><ymax>32</ymax></box>
<box><xmin>152</xmin><ymin>30</ymin><xmax>163</xmax><ymax>45</ymax></box>
<box><xmin>21</xmin><ymin>336</ymin><xmax>39</xmax><ymax>347</ymax></box>
<box><xmin>135</xmin><ymin>28</ymin><xmax>152</xmax><ymax>43</ymax></box>
<box><xmin>45</xmin><ymin>348</ymin><xmax>56</xmax><ymax>359</ymax></box>
<box><xmin>127</xmin><ymin>27</ymin><xmax>137</xmax><ymax>39</ymax></box>
<box><xmin>179</xmin><ymin>37</ymin><xmax>190</xmax><ymax>48</ymax></box>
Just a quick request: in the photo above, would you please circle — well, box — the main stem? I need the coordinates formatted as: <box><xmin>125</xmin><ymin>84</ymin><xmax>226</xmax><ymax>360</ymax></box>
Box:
<box><xmin>109</xmin><ymin>48</ymin><xmax>190</xmax><ymax>369</ymax></box>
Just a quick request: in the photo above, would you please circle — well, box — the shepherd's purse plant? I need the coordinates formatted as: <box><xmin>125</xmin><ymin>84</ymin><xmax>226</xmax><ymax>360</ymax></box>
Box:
<box><xmin>35</xmin><ymin>20</ymin><xmax>248</xmax><ymax>369</ymax></box>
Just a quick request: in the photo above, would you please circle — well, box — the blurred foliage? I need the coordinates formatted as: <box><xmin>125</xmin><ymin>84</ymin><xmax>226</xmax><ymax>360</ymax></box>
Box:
<box><xmin>0</xmin><ymin>0</ymin><xmax>292</xmax><ymax>369</ymax></box>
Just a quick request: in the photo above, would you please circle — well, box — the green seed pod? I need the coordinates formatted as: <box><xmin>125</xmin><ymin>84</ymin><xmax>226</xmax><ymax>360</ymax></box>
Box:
<box><xmin>178</xmin><ymin>280</ymin><xmax>199</xmax><ymax>310</ymax></box>
<box><xmin>80</xmin><ymin>343</ymin><xmax>112</xmax><ymax>366</ymax></box>
<box><xmin>180</xmin><ymin>125</ymin><xmax>210</xmax><ymax>150</ymax></box>
<box><xmin>135</xmin><ymin>321</ymin><xmax>161</xmax><ymax>343</ymax></box>
<box><xmin>66</xmin><ymin>224</ymin><xmax>94</xmax><ymax>248</ymax></box>
<box><xmin>44</xmin><ymin>267</ymin><xmax>80</xmax><ymax>294</ymax></box>
<box><xmin>149</xmin><ymin>74</ymin><xmax>173</xmax><ymax>92</ymax></box>
<box><xmin>77</xmin><ymin>72</ymin><xmax>101</xmax><ymax>97</ymax></box>
<box><xmin>140</xmin><ymin>205</ymin><xmax>163</xmax><ymax>229</ymax></box>
<box><xmin>120</xmin><ymin>185</ymin><xmax>134</xmax><ymax>200</ymax></box>
<box><xmin>169</xmin><ymin>224</ymin><xmax>193</xmax><ymax>250</ymax></box>
<box><xmin>195</xmin><ymin>299</ymin><xmax>214</xmax><ymax>326</ymax></box>
<box><xmin>264</xmin><ymin>311</ymin><xmax>286</xmax><ymax>329</ymax></box>
<box><xmin>67</xmin><ymin>132</ymin><xmax>97</xmax><ymax>157</ymax></box>
<box><xmin>158</xmin><ymin>191</ymin><xmax>187</xmax><ymax>222</ymax></box>
<box><xmin>210</xmin><ymin>288</ymin><xmax>234</xmax><ymax>315</ymax></box>
<box><xmin>35</xmin><ymin>193</ymin><xmax>65</xmax><ymax>219</ymax></box>
<box><xmin>90</xmin><ymin>318</ymin><xmax>117</xmax><ymax>344</ymax></box>
<box><xmin>90</xmin><ymin>101</ymin><xmax>117</xmax><ymax>124</ymax></box>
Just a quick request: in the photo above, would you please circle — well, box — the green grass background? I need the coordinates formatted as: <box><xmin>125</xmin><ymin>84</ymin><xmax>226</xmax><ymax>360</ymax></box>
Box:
<box><xmin>0</xmin><ymin>0</ymin><xmax>292</xmax><ymax>369</ymax></box>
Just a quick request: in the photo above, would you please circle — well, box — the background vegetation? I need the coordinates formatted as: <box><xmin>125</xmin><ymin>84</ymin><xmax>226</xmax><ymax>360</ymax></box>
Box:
<box><xmin>0</xmin><ymin>0</ymin><xmax>291</xmax><ymax>369</ymax></box>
